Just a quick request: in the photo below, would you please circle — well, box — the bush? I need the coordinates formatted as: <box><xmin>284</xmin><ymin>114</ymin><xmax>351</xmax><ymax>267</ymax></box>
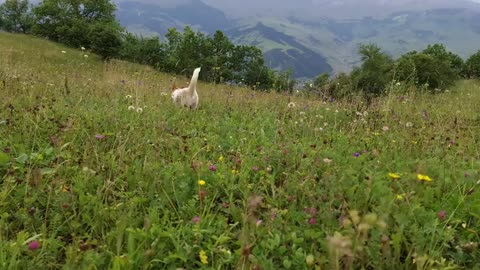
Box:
<box><xmin>464</xmin><ymin>50</ymin><xmax>480</xmax><ymax>78</ymax></box>
<box><xmin>395</xmin><ymin>50</ymin><xmax>457</xmax><ymax>90</ymax></box>
<box><xmin>351</xmin><ymin>44</ymin><xmax>394</xmax><ymax>97</ymax></box>
<box><xmin>88</xmin><ymin>22</ymin><xmax>122</xmax><ymax>60</ymax></box>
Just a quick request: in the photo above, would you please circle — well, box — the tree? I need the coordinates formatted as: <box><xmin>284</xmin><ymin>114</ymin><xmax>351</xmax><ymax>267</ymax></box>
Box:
<box><xmin>464</xmin><ymin>50</ymin><xmax>480</xmax><ymax>78</ymax></box>
<box><xmin>423</xmin><ymin>44</ymin><xmax>464</xmax><ymax>78</ymax></box>
<box><xmin>0</xmin><ymin>0</ymin><xmax>33</xmax><ymax>33</ymax></box>
<box><xmin>351</xmin><ymin>44</ymin><xmax>394</xmax><ymax>97</ymax></box>
<box><xmin>396</xmin><ymin>47</ymin><xmax>458</xmax><ymax>90</ymax></box>
<box><xmin>32</xmin><ymin>0</ymin><xmax>122</xmax><ymax>52</ymax></box>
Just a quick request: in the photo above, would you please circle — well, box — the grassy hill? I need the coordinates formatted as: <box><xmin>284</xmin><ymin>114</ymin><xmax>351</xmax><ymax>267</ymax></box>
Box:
<box><xmin>1</xmin><ymin>33</ymin><xmax>480</xmax><ymax>269</ymax></box>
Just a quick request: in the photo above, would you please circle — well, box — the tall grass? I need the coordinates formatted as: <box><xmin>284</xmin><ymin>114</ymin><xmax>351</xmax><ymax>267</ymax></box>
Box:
<box><xmin>0</xmin><ymin>33</ymin><xmax>479</xmax><ymax>269</ymax></box>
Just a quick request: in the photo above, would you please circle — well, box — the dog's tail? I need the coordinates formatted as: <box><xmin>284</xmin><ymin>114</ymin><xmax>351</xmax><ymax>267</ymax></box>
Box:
<box><xmin>188</xmin><ymin>67</ymin><xmax>201</xmax><ymax>94</ymax></box>
<box><xmin>171</xmin><ymin>77</ymin><xmax>177</xmax><ymax>91</ymax></box>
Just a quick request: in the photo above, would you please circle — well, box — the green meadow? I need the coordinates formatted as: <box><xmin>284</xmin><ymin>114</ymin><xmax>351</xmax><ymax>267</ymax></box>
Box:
<box><xmin>0</xmin><ymin>33</ymin><xmax>479</xmax><ymax>269</ymax></box>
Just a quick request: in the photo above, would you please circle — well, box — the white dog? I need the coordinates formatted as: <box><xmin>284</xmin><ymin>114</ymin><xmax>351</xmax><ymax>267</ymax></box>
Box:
<box><xmin>171</xmin><ymin>67</ymin><xmax>201</xmax><ymax>109</ymax></box>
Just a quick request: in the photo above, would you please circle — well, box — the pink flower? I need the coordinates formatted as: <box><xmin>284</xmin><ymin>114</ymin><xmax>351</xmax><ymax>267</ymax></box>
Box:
<box><xmin>95</xmin><ymin>134</ymin><xmax>106</xmax><ymax>140</ymax></box>
<box><xmin>437</xmin><ymin>210</ymin><xmax>446</xmax><ymax>220</ymax></box>
<box><xmin>28</xmin><ymin>240</ymin><xmax>40</xmax><ymax>251</ymax></box>
<box><xmin>209</xmin><ymin>165</ymin><xmax>217</xmax><ymax>171</ymax></box>
<box><xmin>255</xmin><ymin>219</ymin><xmax>263</xmax><ymax>227</ymax></box>
<box><xmin>252</xmin><ymin>166</ymin><xmax>259</xmax><ymax>172</ymax></box>
<box><xmin>192</xmin><ymin>216</ymin><xmax>201</xmax><ymax>224</ymax></box>
<box><xmin>308</xmin><ymin>217</ymin><xmax>316</xmax><ymax>225</ymax></box>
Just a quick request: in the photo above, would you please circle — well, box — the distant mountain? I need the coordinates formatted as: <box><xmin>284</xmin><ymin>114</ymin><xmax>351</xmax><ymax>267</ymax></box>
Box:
<box><xmin>113</xmin><ymin>0</ymin><xmax>480</xmax><ymax>78</ymax></box>
<box><xmin>226</xmin><ymin>23</ymin><xmax>332</xmax><ymax>77</ymax></box>
<box><xmin>115</xmin><ymin>0</ymin><xmax>231</xmax><ymax>36</ymax></box>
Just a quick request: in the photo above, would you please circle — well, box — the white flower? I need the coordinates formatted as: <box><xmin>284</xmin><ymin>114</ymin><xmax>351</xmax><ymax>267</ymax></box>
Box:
<box><xmin>406</xmin><ymin>122</ymin><xmax>413</xmax><ymax>128</ymax></box>
<box><xmin>287</xmin><ymin>102</ymin><xmax>296</xmax><ymax>108</ymax></box>
<box><xmin>125</xmin><ymin>95</ymin><xmax>133</xmax><ymax>99</ymax></box>
<box><xmin>81</xmin><ymin>46</ymin><xmax>86</xmax><ymax>51</ymax></box>
<box><xmin>382</xmin><ymin>126</ymin><xmax>389</xmax><ymax>131</ymax></box>
<box><xmin>84</xmin><ymin>54</ymin><xmax>88</xmax><ymax>58</ymax></box>
<box><xmin>128</xmin><ymin>105</ymin><xmax>135</xmax><ymax>111</ymax></box>
<box><xmin>356</xmin><ymin>111</ymin><xmax>363</xmax><ymax>116</ymax></box>
<box><xmin>136</xmin><ymin>107</ymin><xmax>143</xmax><ymax>113</ymax></box>
<box><xmin>299</xmin><ymin>111</ymin><xmax>306</xmax><ymax>115</ymax></box>
<box><xmin>396</xmin><ymin>82</ymin><xmax>401</xmax><ymax>86</ymax></box>
<box><xmin>61</xmin><ymin>51</ymin><xmax>66</xmax><ymax>54</ymax></box>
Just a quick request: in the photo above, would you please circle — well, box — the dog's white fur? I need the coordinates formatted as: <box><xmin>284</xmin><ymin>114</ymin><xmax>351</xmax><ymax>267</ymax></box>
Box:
<box><xmin>171</xmin><ymin>67</ymin><xmax>201</xmax><ymax>109</ymax></box>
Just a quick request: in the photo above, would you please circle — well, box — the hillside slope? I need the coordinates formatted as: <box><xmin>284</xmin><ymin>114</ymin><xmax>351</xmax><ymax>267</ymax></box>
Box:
<box><xmin>1</xmin><ymin>33</ymin><xmax>480</xmax><ymax>269</ymax></box>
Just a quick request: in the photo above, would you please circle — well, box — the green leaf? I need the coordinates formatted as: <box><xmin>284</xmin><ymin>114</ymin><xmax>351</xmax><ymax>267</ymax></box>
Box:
<box><xmin>0</xmin><ymin>152</ymin><xmax>9</xmax><ymax>166</ymax></box>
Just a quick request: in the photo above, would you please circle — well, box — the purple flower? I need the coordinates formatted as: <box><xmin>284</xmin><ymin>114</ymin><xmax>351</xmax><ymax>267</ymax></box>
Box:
<box><xmin>437</xmin><ymin>210</ymin><xmax>446</xmax><ymax>220</ymax></box>
<box><xmin>252</xmin><ymin>166</ymin><xmax>259</xmax><ymax>172</ymax></box>
<box><xmin>95</xmin><ymin>134</ymin><xmax>106</xmax><ymax>140</ymax></box>
<box><xmin>308</xmin><ymin>217</ymin><xmax>316</xmax><ymax>225</ymax></box>
<box><xmin>209</xmin><ymin>165</ymin><xmax>217</xmax><ymax>172</ymax></box>
<box><xmin>422</xmin><ymin>110</ymin><xmax>429</xmax><ymax>119</ymax></box>
<box><xmin>354</xmin><ymin>152</ymin><xmax>360</xmax><ymax>157</ymax></box>
<box><xmin>304</xmin><ymin>207</ymin><xmax>317</xmax><ymax>217</ymax></box>
<box><xmin>192</xmin><ymin>216</ymin><xmax>201</xmax><ymax>224</ymax></box>
<box><xmin>28</xmin><ymin>241</ymin><xmax>40</xmax><ymax>251</ymax></box>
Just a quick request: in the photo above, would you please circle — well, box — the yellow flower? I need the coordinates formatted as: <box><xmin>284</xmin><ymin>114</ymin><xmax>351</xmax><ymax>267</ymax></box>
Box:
<box><xmin>396</xmin><ymin>194</ymin><xmax>404</xmax><ymax>200</ymax></box>
<box><xmin>231</xmin><ymin>169</ymin><xmax>238</xmax><ymax>175</ymax></box>
<box><xmin>388</xmin><ymin>173</ymin><xmax>401</xmax><ymax>179</ymax></box>
<box><xmin>417</xmin><ymin>174</ymin><xmax>432</xmax><ymax>182</ymax></box>
<box><xmin>198</xmin><ymin>180</ymin><xmax>206</xmax><ymax>186</ymax></box>
<box><xmin>218</xmin><ymin>156</ymin><xmax>224</xmax><ymax>162</ymax></box>
<box><xmin>199</xmin><ymin>250</ymin><xmax>208</xmax><ymax>264</ymax></box>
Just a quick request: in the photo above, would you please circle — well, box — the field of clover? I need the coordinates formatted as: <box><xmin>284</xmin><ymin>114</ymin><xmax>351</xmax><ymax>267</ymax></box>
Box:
<box><xmin>0</xmin><ymin>33</ymin><xmax>479</xmax><ymax>269</ymax></box>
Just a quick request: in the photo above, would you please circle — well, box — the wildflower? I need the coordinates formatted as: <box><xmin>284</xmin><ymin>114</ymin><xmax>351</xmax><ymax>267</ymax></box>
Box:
<box><xmin>382</xmin><ymin>126</ymin><xmax>389</xmax><ymax>131</ymax></box>
<box><xmin>199</xmin><ymin>250</ymin><xmax>208</xmax><ymax>264</ymax></box>
<box><xmin>417</xmin><ymin>174</ymin><xmax>432</xmax><ymax>182</ymax></box>
<box><xmin>354</xmin><ymin>152</ymin><xmax>360</xmax><ymax>157</ymax></box>
<box><xmin>396</xmin><ymin>194</ymin><xmax>404</xmax><ymax>200</ymax></box>
<box><xmin>61</xmin><ymin>50</ymin><xmax>66</xmax><ymax>54</ymax></box>
<box><xmin>437</xmin><ymin>210</ymin><xmax>446</xmax><ymax>220</ymax></box>
<box><xmin>252</xmin><ymin>166</ymin><xmax>259</xmax><ymax>172</ymax></box>
<box><xmin>199</xmin><ymin>190</ymin><xmax>207</xmax><ymax>201</ymax></box>
<box><xmin>128</xmin><ymin>105</ymin><xmax>135</xmax><ymax>111</ymax></box>
<box><xmin>136</xmin><ymin>107</ymin><xmax>143</xmax><ymax>113</ymax></box>
<box><xmin>81</xmin><ymin>46</ymin><xmax>86</xmax><ymax>51</ymax></box>
<box><xmin>125</xmin><ymin>95</ymin><xmax>133</xmax><ymax>99</ymax></box>
<box><xmin>406</xmin><ymin>122</ymin><xmax>413</xmax><ymax>127</ymax></box>
<box><xmin>396</xmin><ymin>82</ymin><xmax>401</xmax><ymax>86</ymax></box>
<box><xmin>95</xmin><ymin>134</ymin><xmax>106</xmax><ymax>140</ymax></box>
<box><xmin>287</xmin><ymin>102</ymin><xmax>296</xmax><ymax>108</ymax></box>
<box><xmin>306</xmin><ymin>254</ymin><xmax>315</xmax><ymax>266</ymax></box>
<box><xmin>255</xmin><ymin>219</ymin><xmax>263</xmax><ymax>227</ymax></box>
<box><xmin>198</xmin><ymin>180</ymin><xmax>206</xmax><ymax>186</ymax></box>
<box><xmin>323</xmin><ymin>158</ymin><xmax>332</xmax><ymax>164</ymax></box>
<box><xmin>209</xmin><ymin>165</ymin><xmax>217</xmax><ymax>172</ymax></box>
<box><xmin>28</xmin><ymin>241</ymin><xmax>40</xmax><ymax>251</ymax></box>
<box><xmin>388</xmin><ymin>173</ymin><xmax>401</xmax><ymax>179</ymax></box>
<box><xmin>231</xmin><ymin>169</ymin><xmax>238</xmax><ymax>175</ymax></box>
<box><xmin>192</xmin><ymin>216</ymin><xmax>201</xmax><ymax>224</ymax></box>
<box><xmin>299</xmin><ymin>111</ymin><xmax>306</xmax><ymax>115</ymax></box>
<box><xmin>218</xmin><ymin>156</ymin><xmax>224</xmax><ymax>162</ymax></box>
<box><xmin>84</xmin><ymin>54</ymin><xmax>88</xmax><ymax>58</ymax></box>
<box><xmin>308</xmin><ymin>217</ymin><xmax>317</xmax><ymax>225</ymax></box>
